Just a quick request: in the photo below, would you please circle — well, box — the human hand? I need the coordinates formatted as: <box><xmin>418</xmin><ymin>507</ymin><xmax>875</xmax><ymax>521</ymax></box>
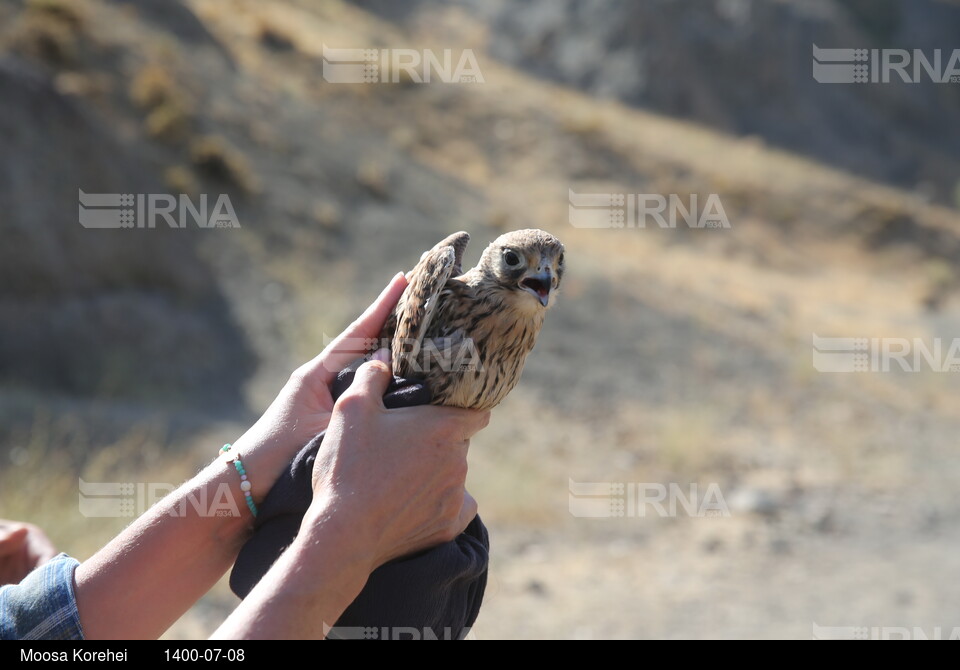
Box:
<box><xmin>306</xmin><ymin>358</ymin><xmax>489</xmax><ymax>572</ymax></box>
<box><xmin>0</xmin><ymin>520</ymin><xmax>57</xmax><ymax>586</ymax></box>
<box><xmin>228</xmin><ymin>273</ymin><xmax>409</xmax><ymax>502</ymax></box>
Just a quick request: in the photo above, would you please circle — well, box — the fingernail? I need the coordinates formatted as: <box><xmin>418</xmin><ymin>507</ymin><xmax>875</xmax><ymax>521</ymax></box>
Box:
<box><xmin>372</xmin><ymin>348</ymin><xmax>390</xmax><ymax>363</ymax></box>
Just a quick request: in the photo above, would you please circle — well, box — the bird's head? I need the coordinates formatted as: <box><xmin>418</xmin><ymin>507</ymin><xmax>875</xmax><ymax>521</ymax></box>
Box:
<box><xmin>479</xmin><ymin>229</ymin><xmax>565</xmax><ymax>310</ymax></box>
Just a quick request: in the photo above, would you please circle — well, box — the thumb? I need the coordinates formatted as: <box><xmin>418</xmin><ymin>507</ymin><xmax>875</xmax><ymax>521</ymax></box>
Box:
<box><xmin>302</xmin><ymin>273</ymin><xmax>408</xmax><ymax>386</ymax></box>
<box><xmin>340</xmin><ymin>350</ymin><xmax>393</xmax><ymax>408</ymax></box>
<box><xmin>457</xmin><ymin>490</ymin><xmax>479</xmax><ymax>534</ymax></box>
<box><xmin>0</xmin><ymin>526</ymin><xmax>28</xmax><ymax>557</ymax></box>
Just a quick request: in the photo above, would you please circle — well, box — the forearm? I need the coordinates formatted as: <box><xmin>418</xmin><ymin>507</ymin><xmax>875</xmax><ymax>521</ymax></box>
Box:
<box><xmin>211</xmin><ymin>507</ymin><xmax>371</xmax><ymax>640</ymax></box>
<box><xmin>75</xmin><ymin>458</ymin><xmax>253</xmax><ymax>639</ymax></box>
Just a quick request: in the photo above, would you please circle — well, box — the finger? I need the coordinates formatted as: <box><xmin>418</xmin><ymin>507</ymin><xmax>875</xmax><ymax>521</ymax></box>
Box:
<box><xmin>23</xmin><ymin>525</ymin><xmax>57</xmax><ymax>563</ymax></box>
<box><xmin>461</xmin><ymin>409</ymin><xmax>491</xmax><ymax>438</ymax></box>
<box><xmin>436</xmin><ymin>407</ymin><xmax>492</xmax><ymax>441</ymax></box>
<box><xmin>31</xmin><ymin>546</ymin><xmax>58</xmax><ymax>566</ymax></box>
<box><xmin>393</xmin><ymin>406</ymin><xmax>490</xmax><ymax>445</ymax></box>
<box><xmin>0</xmin><ymin>526</ymin><xmax>28</xmax><ymax>557</ymax></box>
<box><xmin>305</xmin><ymin>272</ymin><xmax>408</xmax><ymax>385</ymax></box>
<box><xmin>455</xmin><ymin>490</ymin><xmax>479</xmax><ymax>535</ymax></box>
<box><xmin>337</xmin><ymin>358</ymin><xmax>394</xmax><ymax>410</ymax></box>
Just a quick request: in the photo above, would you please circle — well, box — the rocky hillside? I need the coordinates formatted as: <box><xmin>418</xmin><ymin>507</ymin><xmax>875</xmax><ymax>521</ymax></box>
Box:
<box><xmin>354</xmin><ymin>0</ymin><xmax>960</xmax><ymax>207</ymax></box>
<box><xmin>1</xmin><ymin>0</ymin><xmax>959</xmax><ymax>639</ymax></box>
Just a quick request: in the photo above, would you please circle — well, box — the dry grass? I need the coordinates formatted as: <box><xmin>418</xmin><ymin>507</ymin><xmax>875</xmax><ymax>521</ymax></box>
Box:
<box><xmin>311</xmin><ymin>200</ymin><xmax>343</xmax><ymax>231</ymax></box>
<box><xmin>255</xmin><ymin>20</ymin><xmax>297</xmax><ymax>52</ymax></box>
<box><xmin>130</xmin><ymin>63</ymin><xmax>193</xmax><ymax>142</ymax></box>
<box><xmin>189</xmin><ymin>135</ymin><xmax>259</xmax><ymax>194</ymax></box>
<box><xmin>164</xmin><ymin>165</ymin><xmax>201</xmax><ymax>196</ymax></box>
<box><xmin>0</xmin><ymin>402</ymin><xmax>216</xmax><ymax>559</ymax></box>
<box><xmin>10</xmin><ymin>5</ymin><xmax>83</xmax><ymax>67</ymax></box>
<box><xmin>26</xmin><ymin>0</ymin><xmax>86</xmax><ymax>29</ymax></box>
<box><xmin>3</xmin><ymin>0</ymin><xmax>960</xmax><ymax>639</ymax></box>
<box><xmin>355</xmin><ymin>160</ymin><xmax>391</xmax><ymax>199</ymax></box>
<box><xmin>130</xmin><ymin>63</ymin><xmax>180</xmax><ymax>109</ymax></box>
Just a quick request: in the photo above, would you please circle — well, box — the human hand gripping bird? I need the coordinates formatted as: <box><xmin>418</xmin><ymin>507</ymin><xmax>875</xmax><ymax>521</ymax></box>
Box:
<box><xmin>227</xmin><ymin>229</ymin><xmax>564</xmax><ymax>637</ymax></box>
<box><xmin>381</xmin><ymin>228</ymin><xmax>565</xmax><ymax>409</ymax></box>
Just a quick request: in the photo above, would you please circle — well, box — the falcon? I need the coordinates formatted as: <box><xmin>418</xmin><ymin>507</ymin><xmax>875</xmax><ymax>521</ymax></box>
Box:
<box><xmin>381</xmin><ymin>229</ymin><xmax>565</xmax><ymax>410</ymax></box>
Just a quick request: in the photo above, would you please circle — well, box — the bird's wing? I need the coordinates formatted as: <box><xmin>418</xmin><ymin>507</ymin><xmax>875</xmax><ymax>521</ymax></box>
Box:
<box><xmin>392</xmin><ymin>231</ymin><xmax>470</xmax><ymax>378</ymax></box>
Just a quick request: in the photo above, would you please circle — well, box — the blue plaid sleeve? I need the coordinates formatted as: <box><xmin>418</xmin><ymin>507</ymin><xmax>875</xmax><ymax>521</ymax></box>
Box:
<box><xmin>0</xmin><ymin>553</ymin><xmax>84</xmax><ymax>640</ymax></box>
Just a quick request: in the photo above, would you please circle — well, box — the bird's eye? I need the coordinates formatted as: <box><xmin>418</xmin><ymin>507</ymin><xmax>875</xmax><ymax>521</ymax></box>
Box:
<box><xmin>503</xmin><ymin>250</ymin><xmax>522</xmax><ymax>267</ymax></box>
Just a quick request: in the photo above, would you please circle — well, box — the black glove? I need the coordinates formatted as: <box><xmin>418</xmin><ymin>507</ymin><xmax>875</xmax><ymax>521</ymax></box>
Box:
<box><xmin>229</xmin><ymin>368</ymin><xmax>489</xmax><ymax>640</ymax></box>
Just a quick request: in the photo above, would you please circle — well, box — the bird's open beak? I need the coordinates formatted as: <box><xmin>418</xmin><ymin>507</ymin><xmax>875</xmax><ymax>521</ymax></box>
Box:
<box><xmin>521</xmin><ymin>271</ymin><xmax>553</xmax><ymax>307</ymax></box>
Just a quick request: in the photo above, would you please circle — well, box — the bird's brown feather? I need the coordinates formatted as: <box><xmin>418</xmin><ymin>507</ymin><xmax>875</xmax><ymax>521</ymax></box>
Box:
<box><xmin>379</xmin><ymin>229</ymin><xmax>563</xmax><ymax>410</ymax></box>
<box><xmin>390</xmin><ymin>232</ymin><xmax>469</xmax><ymax>378</ymax></box>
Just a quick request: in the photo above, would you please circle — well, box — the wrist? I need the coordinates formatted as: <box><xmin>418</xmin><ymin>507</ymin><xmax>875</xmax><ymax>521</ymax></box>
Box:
<box><xmin>212</xmin><ymin>513</ymin><xmax>371</xmax><ymax>640</ymax></box>
<box><xmin>271</xmin><ymin>505</ymin><xmax>373</xmax><ymax>622</ymax></box>
<box><xmin>191</xmin><ymin>460</ymin><xmax>257</xmax><ymax>547</ymax></box>
<box><xmin>223</xmin><ymin>435</ymin><xmax>279</xmax><ymax>503</ymax></box>
<box><xmin>298</xmin><ymin>495</ymin><xmax>379</xmax><ymax>578</ymax></box>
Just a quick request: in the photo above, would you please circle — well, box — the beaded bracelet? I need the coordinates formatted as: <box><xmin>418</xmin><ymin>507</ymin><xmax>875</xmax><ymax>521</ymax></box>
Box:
<box><xmin>220</xmin><ymin>444</ymin><xmax>258</xmax><ymax>518</ymax></box>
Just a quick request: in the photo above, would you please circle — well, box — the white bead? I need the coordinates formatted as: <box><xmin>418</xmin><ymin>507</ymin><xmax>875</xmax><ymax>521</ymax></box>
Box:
<box><xmin>240</xmin><ymin>481</ymin><xmax>252</xmax><ymax>492</ymax></box>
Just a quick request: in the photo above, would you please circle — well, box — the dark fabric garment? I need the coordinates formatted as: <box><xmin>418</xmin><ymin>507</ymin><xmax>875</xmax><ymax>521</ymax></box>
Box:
<box><xmin>230</xmin><ymin>368</ymin><xmax>489</xmax><ymax>640</ymax></box>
